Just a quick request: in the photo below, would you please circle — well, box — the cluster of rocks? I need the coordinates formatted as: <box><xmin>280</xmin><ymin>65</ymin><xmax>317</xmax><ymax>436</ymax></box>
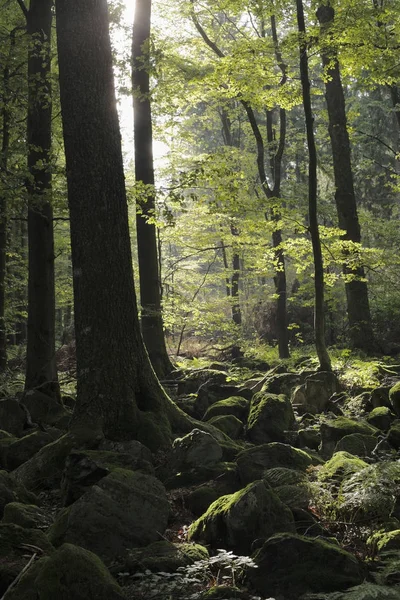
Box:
<box><xmin>0</xmin><ymin>365</ymin><xmax>400</xmax><ymax>598</ymax></box>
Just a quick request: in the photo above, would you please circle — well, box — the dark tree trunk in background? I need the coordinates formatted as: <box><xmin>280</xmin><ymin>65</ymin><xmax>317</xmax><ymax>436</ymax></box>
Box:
<box><xmin>297</xmin><ymin>0</ymin><xmax>331</xmax><ymax>372</ymax></box>
<box><xmin>24</xmin><ymin>0</ymin><xmax>59</xmax><ymax>398</ymax></box>
<box><xmin>132</xmin><ymin>0</ymin><xmax>174</xmax><ymax>379</ymax></box>
<box><xmin>55</xmin><ymin>0</ymin><xmax>190</xmax><ymax>449</ymax></box>
<box><xmin>317</xmin><ymin>3</ymin><xmax>375</xmax><ymax>353</ymax></box>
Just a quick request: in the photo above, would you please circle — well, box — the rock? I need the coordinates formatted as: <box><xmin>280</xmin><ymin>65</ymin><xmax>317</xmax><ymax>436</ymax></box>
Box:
<box><xmin>5</xmin><ymin>428</ymin><xmax>62</xmax><ymax>470</ymax></box>
<box><xmin>387</xmin><ymin>420</ymin><xmax>400</xmax><ymax>449</ymax></box>
<box><xmin>274</xmin><ymin>484</ymin><xmax>311</xmax><ymax>511</ymax></box>
<box><xmin>246</xmin><ymin>392</ymin><xmax>295</xmax><ymax>444</ymax></box>
<box><xmin>263</xmin><ymin>467</ymin><xmax>307</xmax><ymax>488</ymax></box>
<box><xmin>291</xmin><ymin>371</ymin><xmax>340</xmax><ymax>414</ymax></box>
<box><xmin>0</xmin><ymin>471</ymin><xmax>37</xmax><ymax>518</ymax></box>
<box><xmin>3</xmin><ymin>543</ymin><xmax>124</xmax><ymax>600</ymax></box>
<box><xmin>204</xmin><ymin>396</ymin><xmax>250</xmax><ymax>421</ymax></box>
<box><xmin>298</xmin><ymin>428</ymin><xmax>321</xmax><ymax>450</ymax></box>
<box><xmin>188</xmin><ymin>480</ymin><xmax>295</xmax><ymax>554</ymax></box>
<box><xmin>195</xmin><ymin>386</ymin><xmax>251</xmax><ymax>420</ymax></box>
<box><xmin>23</xmin><ymin>390</ymin><xmax>72</xmax><ymax>428</ymax></box>
<box><xmin>389</xmin><ymin>382</ymin><xmax>400</xmax><ymax>416</ymax></box>
<box><xmin>207</xmin><ymin>415</ymin><xmax>243</xmax><ymax>439</ymax></box>
<box><xmin>320</xmin><ymin>417</ymin><xmax>378</xmax><ymax>458</ymax></box>
<box><xmin>186</xmin><ymin>486</ymin><xmax>220</xmax><ymax>517</ymax></box>
<box><xmin>292</xmin><ymin>508</ymin><xmax>328</xmax><ymax>538</ymax></box>
<box><xmin>318</xmin><ymin>452</ymin><xmax>368</xmax><ymax>485</ymax></box>
<box><xmin>371</xmin><ymin>386</ymin><xmax>391</xmax><ymax>409</ymax></box>
<box><xmin>334</xmin><ymin>433</ymin><xmax>377</xmax><ymax>457</ymax></box>
<box><xmin>61</xmin><ymin>448</ymin><xmax>154</xmax><ymax>506</ymax></box>
<box><xmin>124</xmin><ymin>540</ymin><xmax>209</xmax><ymax>573</ymax></box>
<box><xmin>237</xmin><ymin>443</ymin><xmax>313</xmax><ymax>486</ymax></box>
<box><xmin>48</xmin><ymin>469</ymin><xmax>170</xmax><ymax>564</ymax></box>
<box><xmin>172</xmin><ymin>429</ymin><xmax>223</xmax><ymax>469</ymax></box>
<box><xmin>177</xmin><ymin>369</ymin><xmax>228</xmax><ymax>396</ymax></box>
<box><xmin>367</xmin><ymin>406</ymin><xmax>394</xmax><ymax>431</ymax></box>
<box><xmin>249</xmin><ymin>532</ymin><xmax>365</xmax><ymax>597</ymax></box>
<box><xmin>0</xmin><ymin>399</ymin><xmax>26</xmax><ymax>436</ymax></box>
<box><xmin>2</xmin><ymin>502</ymin><xmax>51</xmax><ymax>529</ymax></box>
<box><xmin>164</xmin><ymin>461</ymin><xmax>240</xmax><ymax>493</ymax></box>
<box><xmin>263</xmin><ymin>372</ymin><xmax>305</xmax><ymax>396</ymax></box>
<box><xmin>0</xmin><ymin>523</ymin><xmax>54</xmax><ymax>596</ymax></box>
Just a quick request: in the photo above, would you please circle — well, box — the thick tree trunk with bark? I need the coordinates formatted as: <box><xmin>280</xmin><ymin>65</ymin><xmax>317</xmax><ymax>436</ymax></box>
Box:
<box><xmin>55</xmin><ymin>0</ymin><xmax>191</xmax><ymax>449</ymax></box>
<box><xmin>317</xmin><ymin>3</ymin><xmax>375</xmax><ymax>353</ymax></box>
<box><xmin>132</xmin><ymin>0</ymin><xmax>174</xmax><ymax>380</ymax></box>
<box><xmin>297</xmin><ymin>0</ymin><xmax>331</xmax><ymax>372</ymax></box>
<box><xmin>25</xmin><ymin>0</ymin><xmax>59</xmax><ymax>398</ymax></box>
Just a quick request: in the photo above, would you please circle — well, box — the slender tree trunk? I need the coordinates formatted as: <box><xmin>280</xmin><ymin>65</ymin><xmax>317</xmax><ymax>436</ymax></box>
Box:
<box><xmin>55</xmin><ymin>0</ymin><xmax>191</xmax><ymax>449</ymax></box>
<box><xmin>317</xmin><ymin>3</ymin><xmax>375</xmax><ymax>353</ymax></box>
<box><xmin>297</xmin><ymin>0</ymin><xmax>331</xmax><ymax>372</ymax></box>
<box><xmin>132</xmin><ymin>0</ymin><xmax>174</xmax><ymax>380</ymax></box>
<box><xmin>25</xmin><ymin>0</ymin><xmax>59</xmax><ymax>398</ymax></box>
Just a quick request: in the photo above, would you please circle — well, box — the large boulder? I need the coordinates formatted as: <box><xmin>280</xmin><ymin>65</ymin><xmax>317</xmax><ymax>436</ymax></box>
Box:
<box><xmin>177</xmin><ymin>369</ymin><xmax>228</xmax><ymax>396</ymax></box>
<box><xmin>318</xmin><ymin>452</ymin><xmax>368</xmax><ymax>485</ymax></box>
<box><xmin>236</xmin><ymin>443</ymin><xmax>314</xmax><ymax>486</ymax></box>
<box><xmin>4</xmin><ymin>428</ymin><xmax>62</xmax><ymax>470</ymax></box>
<box><xmin>22</xmin><ymin>390</ymin><xmax>72</xmax><ymax>428</ymax></box>
<box><xmin>334</xmin><ymin>433</ymin><xmax>377</xmax><ymax>458</ymax></box>
<box><xmin>124</xmin><ymin>540</ymin><xmax>209</xmax><ymax>573</ymax></box>
<box><xmin>2</xmin><ymin>543</ymin><xmax>124</xmax><ymax>600</ymax></box>
<box><xmin>0</xmin><ymin>523</ymin><xmax>54</xmax><ymax>596</ymax></box>
<box><xmin>249</xmin><ymin>532</ymin><xmax>365</xmax><ymax>597</ymax></box>
<box><xmin>0</xmin><ymin>471</ymin><xmax>37</xmax><ymax>518</ymax></box>
<box><xmin>188</xmin><ymin>480</ymin><xmax>295</xmax><ymax>554</ymax></box>
<box><xmin>387</xmin><ymin>420</ymin><xmax>400</xmax><ymax>449</ymax></box>
<box><xmin>0</xmin><ymin>399</ymin><xmax>26</xmax><ymax>436</ymax></box>
<box><xmin>367</xmin><ymin>406</ymin><xmax>394</xmax><ymax>432</ymax></box>
<box><xmin>48</xmin><ymin>469</ymin><xmax>170</xmax><ymax>564</ymax></box>
<box><xmin>171</xmin><ymin>429</ymin><xmax>223</xmax><ymax>470</ymax></box>
<box><xmin>246</xmin><ymin>392</ymin><xmax>295</xmax><ymax>444</ymax></box>
<box><xmin>204</xmin><ymin>396</ymin><xmax>250</xmax><ymax>422</ymax></box>
<box><xmin>2</xmin><ymin>502</ymin><xmax>51</xmax><ymax>529</ymax></box>
<box><xmin>207</xmin><ymin>415</ymin><xmax>243</xmax><ymax>439</ymax></box>
<box><xmin>389</xmin><ymin>382</ymin><xmax>400</xmax><ymax>416</ymax></box>
<box><xmin>195</xmin><ymin>386</ymin><xmax>251</xmax><ymax>420</ymax></box>
<box><xmin>320</xmin><ymin>417</ymin><xmax>378</xmax><ymax>458</ymax></box>
<box><xmin>291</xmin><ymin>371</ymin><xmax>340</xmax><ymax>414</ymax></box>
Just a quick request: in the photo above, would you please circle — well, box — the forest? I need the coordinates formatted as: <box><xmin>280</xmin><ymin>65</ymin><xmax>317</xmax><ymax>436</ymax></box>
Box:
<box><xmin>0</xmin><ymin>0</ymin><xmax>400</xmax><ymax>598</ymax></box>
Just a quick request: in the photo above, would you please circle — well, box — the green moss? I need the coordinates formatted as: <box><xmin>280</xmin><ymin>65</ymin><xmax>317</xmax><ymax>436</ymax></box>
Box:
<box><xmin>318</xmin><ymin>451</ymin><xmax>368</xmax><ymax>483</ymax></box>
<box><xmin>204</xmin><ymin>396</ymin><xmax>249</xmax><ymax>421</ymax></box>
<box><xmin>207</xmin><ymin>415</ymin><xmax>243</xmax><ymax>439</ymax></box>
<box><xmin>389</xmin><ymin>382</ymin><xmax>400</xmax><ymax>416</ymax></box>
<box><xmin>125</xmin><ymin>540</ymin><xmax>209</xmax><ymax>573</ymax></box>
<box><xmin>237</xmin><ymin>443</ymin><xmax>314</xmax><ymax>485</ymax></box>
<box><xmin>322</xmin><ymin>417</ymin><xmax>377</xmax><ymax>437</ymax></box>
<box><xmin>247</xmin><ymin>392</ymin><xmax>294</xmax><ymax>444</ymax></box>
<box><xmin>368</xmin><ymin>529</ymin><xmax>400</xmax><ymax>553</ymax></box>
<box><xmin>2</xmin><ymin>502</ymin><xmax>49</xmax><ymax>529</ymax></box>
<box><xmin>367</xmin><ymin>406</ymin><xmax>393</xmax><ymax>431</ymax></box>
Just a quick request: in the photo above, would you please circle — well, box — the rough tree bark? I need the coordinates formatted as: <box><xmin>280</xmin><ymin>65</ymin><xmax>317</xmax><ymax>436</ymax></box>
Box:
<box><xmin>55</xmin><ymin>0</ymin><xmax>192</xmax><ymax>449</ymax></box>
<box><xmin>317</xmin><ymin>3</ymin><xmax>375</xmax><ymax>353</ymax></box>
<box><xmin>24</xmin><ymin>0</ymin><xmax>59</xmax><ymax>398</ymax></box>
<box><xmin>132</xmin><ymin>0</ymin><xmax>174</xmax><ymax>380</ymax></box>
<box><xmin>297</xmin><ymin>0</ymin><xmax>331</xmax><ymax>372</ymax></box>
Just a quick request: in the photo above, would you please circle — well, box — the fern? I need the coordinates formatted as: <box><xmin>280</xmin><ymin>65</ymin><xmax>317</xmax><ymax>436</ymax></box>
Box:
<box><xmin>302</xmin><ymin>582</ymin><xmax>400</xmax><ymax>599</ymax></box>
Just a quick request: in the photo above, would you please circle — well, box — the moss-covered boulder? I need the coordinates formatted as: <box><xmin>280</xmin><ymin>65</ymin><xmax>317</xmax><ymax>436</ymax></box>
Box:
<box><xmin>164</xmin><ymin>461</ymin><xmax>240</xmax><ymax>493</ymax></box>
<box><xmin>320</xmin><ymin>417</ymin><xmax>378</xmax><ymax>458</ymax></box>
<box><xmin>48</xmin><ymin>469</ymin><xmax>170</xmax><ymax>564</ymax></box>
<box><xmin>207</xmin><ymin>415</ymin><xmax>243</xmax><ymax>439</ymax></box>
<box><xmin>3</xmin><ymin>543</ymin><xmax>124</xmax><ymax>600</ymax></box>
<box><xmin>0</xmin><ymin>471</ymin><xmax>37</xmax><ymax>518</ymax></box>
<box><xmin>291</xmin><ymin>371</ymin><xmax>340</xmax><ymax>414</ymax></box>
<box><xmin>2</xmin><ymin>502</ymin><xmax>51</xmax><ymax>529</ymax></box>
<box><xmin>23</xmin><ymin>390</ymin><xmax>72</xmax><ymax>428</ymax></box>
<box><xmin>61</xmin><ymin>447</ymin><xmax>154</xmax><ymax>505</ymax></box>
<box><xmin>236</xmin><ymin>443</ymin><xmax>313</xmax><ymax>486</ymax></box>
<box><xmin>246</xmin><ymin>392</ymin><xmax>295</xmax><ymax>444</ymax></box>
<box><xmin>298</xmin><ymin>428</ymin><xmax>321</xmax><ymax>450</ymax></box>
<box><xmin>0</xmin><ymin>399</ymin><xmax>26</xmax><ymax>436</ymax></box>
<box><xmin>5</xmin><ymin>428</ymin><xmax>62</xmax><ymax>470</ymax></box>
<box><xmin>0</xmin><ymin>523</ymin><xmax>54</xmax><ymax>596</ymax></box>
<box><xmin>387</xmin><ymin>420</ymin><xmax>400</xmax><ymax>449</ymax></box>
<box><xmin>367</xmin><ymin>406</ymin><xmax>394</xmax><ymax>431</ymax></box>
<box><xmin>389</xmin><ymin>382</ymin><xmax>400</xmax><ymax>416</ymax></box>
<box><xmin>262</xmin><ymin>372</ymin><xmax>305</xmax><ymax>396</ymax></box>
<box><xmin>249</xmin><ymin>532</ymin><xmax>365</xmax><ymax>598</ymax></box>
<box><xmin>177</xmin><ymin>369</ymin><xmax>228</xmax><ymax>396</ymax></box>
<box><xmin>186</xmin><ymin>486</ymin><xmax>221</xmax><ymax>517</ymax></box>
<box><xmin>318</xmin><ymin>452</ymin><xmax>368</xmax><ymax>485</ymax></box>
<box><xmin>334</xmin><ymin>433</ymin><xmax>377</xmax><ymax>458</ymax></box>
<box><xmin>172</xmin><ymin>429</ymin><xmax>223</xmax><ymax>469</ymax></box>
<box><xmin>204</xmin><ymin>396</ymin><xmax>250</xmax><ymax>422</ymax></box>
<box><xmin>188</xmin><ymin>480</ymin><xmax>295</xmax><ymax>554</ymax></box>
<box><xmin>124</xmin><ymin>540</ymin><xmax>209</xmax><ymax>573</ymax></box>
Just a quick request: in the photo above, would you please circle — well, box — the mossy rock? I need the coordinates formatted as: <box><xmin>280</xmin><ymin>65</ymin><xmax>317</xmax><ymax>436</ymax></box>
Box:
<box><xmin>262</xmin><ymin>372</ymin><xmax>304</xmax><ymax>396</ymax></box>
<box><xmin>367</xmin><ymin>406</ymin><xmax>394</xmax><ymax>432</ymax></box>
<box><xmin>389</xmin><ymin>382</ymin><xmax>400</xmax><ymax>416</ymax></box>
<box><xmin>186</xmin><ymin>486</ymin><xmax>221</xmax><ymax>517</ymax></box>
<box><xmin>0</xmin><ymin>399</ymin><xmax>26</xmax><ymax>436</ymax></box>
<box><xmin>249</xmin><ymin>532</ymin><xmax>365</xmax><ymax>598</ymax></box>
<box><xmin>0</xmin><ymin>523</ymin><xmax>54</xmax><ymax>596</ymax></box>
<box><xmin>164</xmin><ymin>462</ymin><xmax>240</xmax><ymax>494</ymax></box>
<box><xmin>246</xmin><ymin>392</ymin><xmax>295</xmax><ymax>444</ymax></box>
<box><xmin>207</xmin><ymin>415</ymin><xmax>243</xmax><ymax>439</ymax></box>
<box><xmin>298</xmin><ymin>428</ymin><xmax>321</xmax><ymax>450</ymax></box>
<box><xmin>23</xmin><ymin>390</ymin><xmax>72</xmax><ymax>428</ymax></box>
<box><xmin>387</xmin><ymin>420</ymin><xmax>400</xmax><ymax>449</ymax></box>
<box><xmin>263</xmin><ymin>467</ymin><xmax>307</xmax><ymax>488</ymax></box>
<box><xmin>3</xmin><ymin>543</ymin><xmax>124</xmax><ymax>600</ymax></box>
<box><xmin>49</xmin><ymin>469</ymin><xmax>170</xmax><ymax>564</ymax></box>
<box><xmin>5</xmin><ymin>428</ymin><xmax>62</xmax><ymax>470</ymax></box>
<box><xmin>334</xmin><ymin>433</ymin><xmax>377</xmax><ymax>458</ymax></box>
<box><xmin>320</xmin><ymin>417</ymin><xmax>378</xmax><ymax>458</ymax></box>
<box><xmin>371</xmin><ymin>386</ymin><xmax>391</xmax><ymax>408</ymax></box>
<box><xmin>177</xmin><ymin>369</ymin><xmax>228</xmax><ymax>395</ymax></box>
<box><xmin>318</xmin><ymin>452</ymin><xmax>368</xmax><ymax>484</ymax></box>
<box><xmin>124</xmin><ymin>540</ymin><xmax>209</xmax><ymax>573</ymax></box>
<box><xmin>204</xmin><ymin>396</ymin><xmax>250</xmax><ymax>422</ymax></box>
<box><xmin>2</xmin><ymin>502</ymin><xmax>51</xmax><ymax>529</ymax></box>
<box><xmin>172</xmin><ymin>429</ymin><xmax>223</xmax><ymax>469</ymax></box>
<box><xmin>0</xmin><ymin>471</ymin><xmax>37</xmax><ymax>517</ymax></box>
<box><xmin>236</xmin><ymin>443</ymin><xmax>314</xmax><ymax>486</ymax></box>
<box><xmin>0</xmin><ymin>430</ymin><xmax>13</xmax><ymax>440</ymax></box>
<box><xmin>291</xmin><ymin>371</ymin><xmax>340</xmax><ymax>414</ymax></box>
<box><xmin>188</xmin><ymin>480</ymin><xmax>295</xmax><ymax>554</ymax></box>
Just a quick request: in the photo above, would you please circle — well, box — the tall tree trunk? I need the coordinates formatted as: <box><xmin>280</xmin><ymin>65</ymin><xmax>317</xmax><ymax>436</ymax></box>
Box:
<box><xmin>132</xmin><ymin>0</ymin><xmax>174</xmax><ymax>380</ymax></box>
<box><xmin>317</xmin><ymin>3</ymin><xmax>375</xmax><ymax>353</ymax></box>
<box><xmin>55</xmin><ymin>0</ymin><xmax>191</xmax><ymax>449</ymax></box>
<box><xmin>24</xmin><ymin>0</ymin><xmax>59</xmax><ymax>398</ymax></box>
<box><xmin>297</xmin><ymin>0</ymin><xmax>331</xmax><ymax>372</ymax></box>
